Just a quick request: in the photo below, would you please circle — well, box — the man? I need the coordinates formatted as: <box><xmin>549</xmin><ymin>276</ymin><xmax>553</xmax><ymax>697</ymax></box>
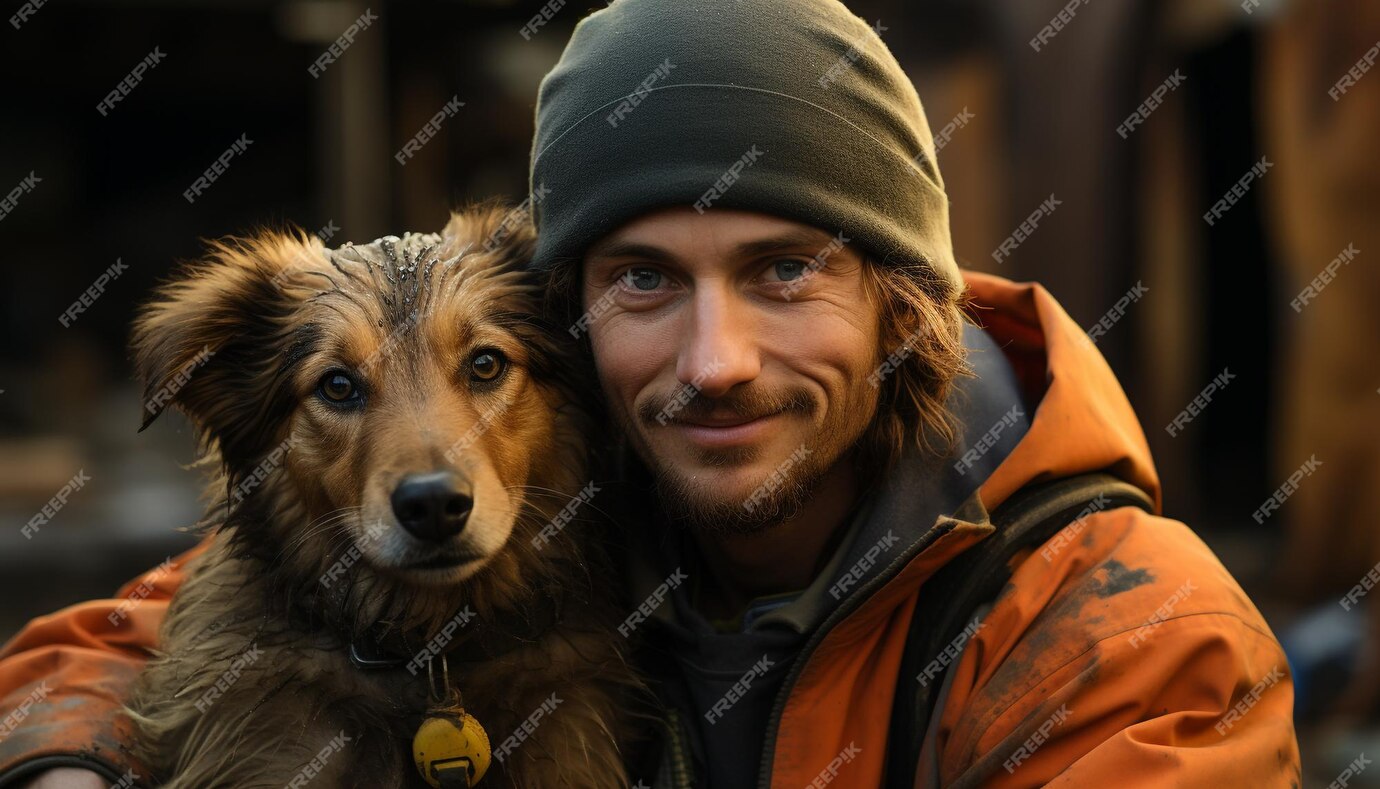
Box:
<box><xmin>0</xmin><ymin>0</ymin><xmax>1300</xmax><ymax>786</ymax></box>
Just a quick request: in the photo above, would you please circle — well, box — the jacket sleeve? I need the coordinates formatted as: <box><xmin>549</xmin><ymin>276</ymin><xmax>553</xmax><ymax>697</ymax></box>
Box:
<box><xmin>935</xmin><ymin>508</ymin><xmax>1302</xmax><ymax>788</ymax></box>
<box><xmin>0</xmin><ymin>536</ymin><xmax>212</xmax><ymax>787</ymax></box>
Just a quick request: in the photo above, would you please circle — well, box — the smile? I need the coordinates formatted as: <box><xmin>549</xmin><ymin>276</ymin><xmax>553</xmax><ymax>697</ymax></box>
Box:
<box><xmin>674</xmin><ymin>412</ymin><xmax>781</xmax><ymax>448</ymax></box>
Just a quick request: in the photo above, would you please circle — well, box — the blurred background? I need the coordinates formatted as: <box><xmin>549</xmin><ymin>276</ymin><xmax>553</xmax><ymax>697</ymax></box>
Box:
<box><xmin>0</xmin><ymin>0</ymin><xmax>1376</xmax><ymax>782</ymax></box>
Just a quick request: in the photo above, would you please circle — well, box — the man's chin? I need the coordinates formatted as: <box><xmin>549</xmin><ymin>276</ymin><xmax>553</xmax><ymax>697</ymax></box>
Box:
<box><xmin>647</xmin><ymin>456</ymin><xmax>816</xmax><ymax>536</ymax></box>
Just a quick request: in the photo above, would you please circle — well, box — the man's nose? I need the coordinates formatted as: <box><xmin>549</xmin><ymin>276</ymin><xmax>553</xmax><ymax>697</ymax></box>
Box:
<box><xmin>676</xmin><ymin>285</ymin><xmax>760</xmax><ymax>398</ymax></box>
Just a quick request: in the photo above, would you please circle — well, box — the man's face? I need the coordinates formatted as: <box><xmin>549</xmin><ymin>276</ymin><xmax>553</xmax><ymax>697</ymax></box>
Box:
<box><xmin>581</xmin><ymin>206</ymin><xmax>882</xmax><ymax>534</ymax></box>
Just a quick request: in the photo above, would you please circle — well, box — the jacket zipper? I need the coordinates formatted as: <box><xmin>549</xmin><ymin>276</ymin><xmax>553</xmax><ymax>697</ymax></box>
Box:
<box><xmin>753</xmin><ymin>520</ymin><xmax>958</xmax><ymax>788</ymax></box>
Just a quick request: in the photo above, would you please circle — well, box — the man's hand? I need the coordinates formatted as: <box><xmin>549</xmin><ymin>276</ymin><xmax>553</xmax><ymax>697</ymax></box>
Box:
<box><xmin>17</xmin><ymin>767</ymin><xmax>109</xmax><ymax>788</ymax></box>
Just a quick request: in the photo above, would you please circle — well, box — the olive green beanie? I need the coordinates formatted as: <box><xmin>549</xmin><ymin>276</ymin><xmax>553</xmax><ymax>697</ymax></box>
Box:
<box><xmin>528</xmin><ymin>0</ymin><xmax>961</xmax><ymax>292</ymax></box>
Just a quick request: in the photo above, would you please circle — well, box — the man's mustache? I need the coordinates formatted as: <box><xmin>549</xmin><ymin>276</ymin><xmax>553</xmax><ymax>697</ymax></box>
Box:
<box><xmin>637</xmin><ymin>384</ymin><xmax>815</xmax><ymax>426</ymax></box>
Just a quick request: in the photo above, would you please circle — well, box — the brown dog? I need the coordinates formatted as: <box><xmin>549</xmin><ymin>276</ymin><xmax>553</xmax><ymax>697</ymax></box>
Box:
<box><xmin>123</xmin><ymin>204</ymin><xmax>641</xmax><ymax>788</ymax></box>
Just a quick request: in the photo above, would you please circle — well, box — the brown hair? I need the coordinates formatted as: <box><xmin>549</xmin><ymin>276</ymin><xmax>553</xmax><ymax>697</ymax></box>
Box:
<box><xmin>855</xmin><ymin>254</ymin><xmax>973</xmax><ymax>479</ymax></box>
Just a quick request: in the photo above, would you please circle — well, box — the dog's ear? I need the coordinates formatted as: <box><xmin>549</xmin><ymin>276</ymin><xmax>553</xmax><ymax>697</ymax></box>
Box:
<box><xmin>439</xmin><ymin>199</ymin><xmax>537</xmax><ymax>274</ymax></box>
<box><xmin>132</xmin><ymin>229</ymin><xmax>320</xmax><ymax>472</ymax></box>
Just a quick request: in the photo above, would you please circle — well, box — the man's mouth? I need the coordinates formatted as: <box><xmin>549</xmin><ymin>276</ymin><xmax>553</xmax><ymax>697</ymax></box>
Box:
<box><xmin>673</xmin><ymin>411</ymin><xmax>782</xmax><ymax>447</ymax></box>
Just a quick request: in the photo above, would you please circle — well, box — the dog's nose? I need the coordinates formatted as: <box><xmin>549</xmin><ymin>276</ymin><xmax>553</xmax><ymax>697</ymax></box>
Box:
<box><xmin>390</xmin><ymin>472</ymin><xmax>473</xmax><ymax>542</ymax></box>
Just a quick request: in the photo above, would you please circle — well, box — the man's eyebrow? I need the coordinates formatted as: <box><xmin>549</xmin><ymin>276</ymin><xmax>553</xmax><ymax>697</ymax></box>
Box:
<box><xmin>586</xmin><ymin>228</ymin><xmax>839</xmax><ymax>263</ymax></box>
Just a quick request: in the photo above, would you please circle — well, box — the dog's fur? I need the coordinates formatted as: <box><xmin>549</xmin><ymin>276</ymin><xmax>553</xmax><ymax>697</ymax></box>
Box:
<box><xmin>123</xmin><ymin>205</ymin><xmax>641</xmax><ymax>788</ymax></box>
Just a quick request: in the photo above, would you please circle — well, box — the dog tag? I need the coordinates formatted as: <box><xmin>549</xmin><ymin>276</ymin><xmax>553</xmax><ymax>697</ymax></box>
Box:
<box><xmin>413</xmin><ymin>712</ymin><xmax>491</xmax><ymax>788</ymax></box>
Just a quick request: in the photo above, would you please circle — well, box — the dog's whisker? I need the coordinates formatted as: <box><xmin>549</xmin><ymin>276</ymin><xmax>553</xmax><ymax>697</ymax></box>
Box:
<box><xmin>271</xmin><ymin>508</ymin><xmax>363</xmax><ymax>565</ymax></box>
<box><xmin>504</xmin><ymin>484</ymin><xmax>620</xmax><ymax>524</ymax></box>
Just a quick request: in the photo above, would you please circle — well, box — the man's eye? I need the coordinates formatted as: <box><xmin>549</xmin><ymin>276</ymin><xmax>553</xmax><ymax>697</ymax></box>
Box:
<box><xmin>769</xmin><ymin>258</ymin><xmax>810</xmax><ymax>282</ymax></box>
<box><xmin>624</xmin><ymin>267</ymin><xmax>663</xmax><ymax>291</ymax></box>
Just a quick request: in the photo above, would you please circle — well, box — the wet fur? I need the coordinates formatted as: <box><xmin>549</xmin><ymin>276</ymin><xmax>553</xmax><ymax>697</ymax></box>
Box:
<box><xmin>123</xmin><ymin>204</ymin><xmax>642</xmax><ymax>788</ymax></box>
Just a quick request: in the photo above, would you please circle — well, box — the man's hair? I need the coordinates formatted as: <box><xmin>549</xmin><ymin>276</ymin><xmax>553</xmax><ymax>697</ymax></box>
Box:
<box><xmin>541</xmin><ymin>254</ymin><xmax>973</xmax><ymax>480</ymax></box>
<box><xmin>855</xmin><ymin>255</ymin><xmax>972</xmax><ymax>478</ymax></box>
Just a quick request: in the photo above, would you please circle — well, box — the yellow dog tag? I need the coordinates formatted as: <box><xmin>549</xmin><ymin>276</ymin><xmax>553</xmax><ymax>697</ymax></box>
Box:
<box><xmin>413</xmin><ymin>712</ymin><xmax>491</xmax><ymax>788</ymax></box>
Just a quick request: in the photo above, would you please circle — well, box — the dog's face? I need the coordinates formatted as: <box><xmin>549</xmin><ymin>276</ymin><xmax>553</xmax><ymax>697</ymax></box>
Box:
<box><xmin>134</xmin><ymin>206</ymin><xmax>590</xmax><ymax>626</ymax></box>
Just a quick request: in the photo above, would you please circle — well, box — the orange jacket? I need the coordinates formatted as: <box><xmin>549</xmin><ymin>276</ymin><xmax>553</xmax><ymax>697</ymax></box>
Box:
<box><xmin>0</xmin><ymin>271</ymin><xmax>1299</xmax><ymax>787</ymax></box>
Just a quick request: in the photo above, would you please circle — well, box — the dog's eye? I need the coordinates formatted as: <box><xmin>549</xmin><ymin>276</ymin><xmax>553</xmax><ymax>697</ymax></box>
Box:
<box><xmin>469</xmin><ymin>350</ymin><xmax>506</xmax><ymax>382</ymax></box>
<box><xmin>317</xmin><ymin>371</ymin><xmax>360</xmax><ymax>404</ymax></box>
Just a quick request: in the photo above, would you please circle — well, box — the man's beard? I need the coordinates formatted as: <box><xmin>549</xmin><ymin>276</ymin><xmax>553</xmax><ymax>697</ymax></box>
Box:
<box><xmin>613</xmin><ymin>381</ymin><xmax>873</xmax><ymax>537</ymax></box>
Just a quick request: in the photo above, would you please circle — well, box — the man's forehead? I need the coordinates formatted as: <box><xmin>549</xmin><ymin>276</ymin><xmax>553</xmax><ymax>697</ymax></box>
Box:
<box><xmin>584</xmin><ymin>207</ymin><xmax>845</xmax><ymax>261</ymax></box>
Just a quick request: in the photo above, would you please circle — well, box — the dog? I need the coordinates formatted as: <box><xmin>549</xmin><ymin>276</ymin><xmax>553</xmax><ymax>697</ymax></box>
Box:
<box><xmin>122</xmin><ymin>204</ymin><xmax>642</xmax><ymax>788</ymax></box>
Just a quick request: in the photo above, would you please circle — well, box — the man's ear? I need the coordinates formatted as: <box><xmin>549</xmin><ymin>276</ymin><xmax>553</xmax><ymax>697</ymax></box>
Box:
<box><xmin>131</xmin><ymin>229</ymin><xmax>321</xmax><ymax>473</ymax></box>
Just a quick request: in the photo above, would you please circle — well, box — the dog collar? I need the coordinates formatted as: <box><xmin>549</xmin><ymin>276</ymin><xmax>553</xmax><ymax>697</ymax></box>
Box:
<box><xmin>347</xmin><ymin>595</ymin><xmax>562</xmax><ymax>672</ymax></box>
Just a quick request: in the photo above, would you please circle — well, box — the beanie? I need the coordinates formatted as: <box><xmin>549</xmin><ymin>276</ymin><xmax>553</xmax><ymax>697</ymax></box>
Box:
<box><xmin>527</xmin><ymin>0</ymin><xmax>961</xmax><ymax>292</ymax></box>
